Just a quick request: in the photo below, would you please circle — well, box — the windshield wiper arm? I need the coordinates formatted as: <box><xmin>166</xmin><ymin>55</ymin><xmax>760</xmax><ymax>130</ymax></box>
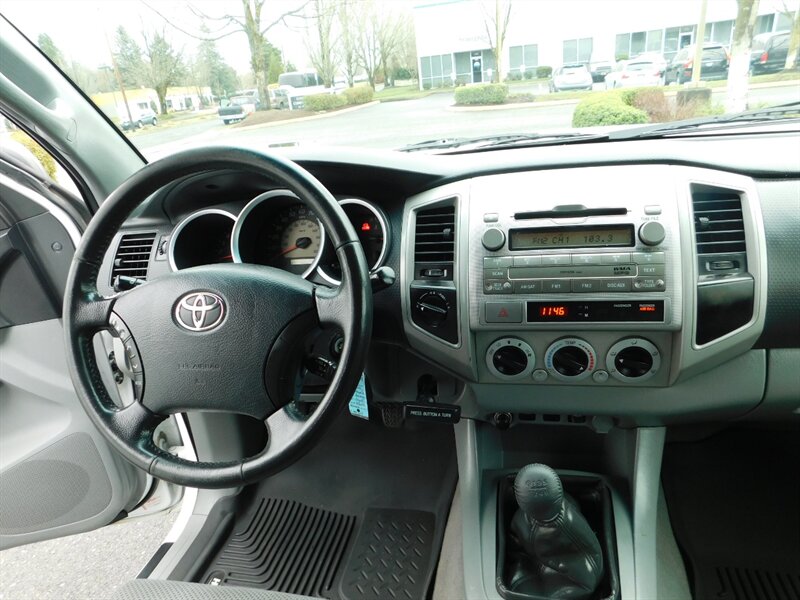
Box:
<box><xmin>399</xmin><ymin>132</ymin><xmax>605</xmax><ymax>153</ymax></box>
<box><xmin>609</xmin><ymin>101</ymin><xmax>800</xmax><ymax>141</ymax></box>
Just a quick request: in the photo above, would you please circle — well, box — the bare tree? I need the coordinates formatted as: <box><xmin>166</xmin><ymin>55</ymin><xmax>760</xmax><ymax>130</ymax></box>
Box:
<box><xmin>782</xmin><ymin>3</ymin><xmax>800</xmax><ymax>70</ymax></box>
<box><xmin>337</xmin><ymin>0</ymin><xmax>360</xmax><ymax>87</ymax></box>
<box><xmin>480</xmin><ymin>0</ymin><xmax>512</xmax><ymax>83</ymax></box>
<box><xmin>353</xmin><ymin>0</ymin><xmax>382</xmax><ymax>89</ymax></box>
<box><xmin>726</xmin><ymin>0</ymin><xmax>760</xmax><ymax>113</ymax></box>
<box><xmin>306</xmin><ymin>0</ymin><xmax>339</xmax><ymax>87</ymax></box>
<box><xmin>145</xmin><ymin>0</ymin><xmax>310</xmax><ymax>110</ymax></box>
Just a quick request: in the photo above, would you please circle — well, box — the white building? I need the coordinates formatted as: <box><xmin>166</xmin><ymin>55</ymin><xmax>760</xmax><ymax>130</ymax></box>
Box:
<box><xmin>413</xmin><ymin>0</ymin><xmax>797</xmax><ymax>89</ymax></box>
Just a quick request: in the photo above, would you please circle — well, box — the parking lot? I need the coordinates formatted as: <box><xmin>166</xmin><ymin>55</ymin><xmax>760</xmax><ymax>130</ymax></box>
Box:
<box><xmin>133</xmin><ymin>81</ymin><xmax>800</xmax><ymax>160</ymax></box>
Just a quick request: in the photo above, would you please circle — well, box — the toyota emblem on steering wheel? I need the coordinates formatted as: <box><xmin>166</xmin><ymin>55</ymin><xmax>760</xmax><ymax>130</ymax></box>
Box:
<box><xmin>174</xmin><ymin>292</ymin><xmax>226</xmax><ymax>332</ymax></box>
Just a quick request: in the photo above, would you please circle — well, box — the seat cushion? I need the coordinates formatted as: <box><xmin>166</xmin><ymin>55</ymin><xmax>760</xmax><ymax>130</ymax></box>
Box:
<box><xmin>112</xmin><ymin>580</ymin><xmax>321</xmax><ymax>600</ymax></box>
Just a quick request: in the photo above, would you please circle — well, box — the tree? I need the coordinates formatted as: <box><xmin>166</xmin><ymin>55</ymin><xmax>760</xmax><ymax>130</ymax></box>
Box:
<box><xmin>353</xmin><ymin>0</ymin><xmax>382</xmax><ymax>89</ymax></box>
<box><xmin>338</xmin><ymin>0</ymin><xmax>360</xmax><ymax>87</ymax></box>
<box><xmin>783</xmin><ymin>5</ymin><xmax>800</xmax><ymax>70</ymax></box>
<box><xmin>140</xmin><ymin>30</ymin><xmax>186</xmax><ymax>113</ymax></box>
<box><xmin>152</xmin><ymin>0</ymin><xmax>312</xmax><ymax>110</ymax></box>
<box><xmin>481</xmin><ymin>0</ymin><xmax>512</xmax><ymax>83</ymax></box>
<box><xmin>726</xmin><ymin>0</ymin><xmax>760</xmax><ymax>113</ymax></box>
<box><xmin>306</xmin><ymin>0</ymin><xmax>338</xmax><ymax>87</ymax></box>
<box><xmin>37</xmin><ymin>33</ymin><xmax>66</xmax><ymax>69</ymax></box>
<box><xmin>195</xmin><ymin>34</ymin><xmax>240</xmax><ymax>98</ymax></box>
<box><xmin>114</xmin><ymin>26</ymin><xmax>145</xmax><ymax>88</ymax></box>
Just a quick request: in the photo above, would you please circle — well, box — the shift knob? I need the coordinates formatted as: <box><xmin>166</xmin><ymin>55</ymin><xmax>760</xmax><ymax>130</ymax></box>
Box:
<box><xmin>514</xmin><ymin>463</ymin><xmax>564</xmax><ymax>522</ymax></box>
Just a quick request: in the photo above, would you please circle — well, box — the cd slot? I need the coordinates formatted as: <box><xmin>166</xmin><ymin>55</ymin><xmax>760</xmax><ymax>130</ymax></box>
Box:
<box><xmin>514</xmin><ymin>207</ymin><xmax>628</xmax><ymax>220</ymax></box>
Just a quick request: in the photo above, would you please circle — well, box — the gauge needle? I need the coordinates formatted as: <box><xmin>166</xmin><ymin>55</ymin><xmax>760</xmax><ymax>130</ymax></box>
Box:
<box><xmin>276</xmin><ymin>237</ymin><xmax>312</xmax><ymax>257</ymax></box>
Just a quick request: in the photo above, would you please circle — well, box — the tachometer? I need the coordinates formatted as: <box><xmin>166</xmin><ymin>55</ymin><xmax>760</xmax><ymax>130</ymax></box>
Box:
<box><xmin>232</xmin><ymin>190</ymin><xmax>325</xmax><ymax>278</ymax></box>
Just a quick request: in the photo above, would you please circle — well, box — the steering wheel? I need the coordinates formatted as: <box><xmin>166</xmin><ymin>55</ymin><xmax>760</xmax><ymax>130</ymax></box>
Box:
<box><xmin>63</xmin><ymin>147</ymin><xmax>372</xmax><ymax>489</ymax></box>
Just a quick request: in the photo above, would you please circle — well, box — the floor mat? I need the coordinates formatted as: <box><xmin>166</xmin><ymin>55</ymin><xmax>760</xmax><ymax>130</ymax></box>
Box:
<box><xmin>662</xmin><ymin>427</ymin><xmax>800</xmax><ymax>600</ymax></box>
<box><xmin>201</xmin><ymin>410</ymin><xmax>457</xmax><ymax>600</ymax></box>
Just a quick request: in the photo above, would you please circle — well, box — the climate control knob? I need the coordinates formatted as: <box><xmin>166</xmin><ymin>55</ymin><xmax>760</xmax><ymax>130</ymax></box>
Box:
<box><xmin>486</xmin><ymin>338</ymin><xmax>535</xmax><ymax>380</ymax></box>
<box><xmin>545</xmin><ymin>338</ymin><xmax>596</xmax><ymax>381</ymax></box>
<box><xmin>414</xmin><ymin>291</ymin><xmax>450</xmax><ymax>328</ymax></box>
<box><xmin>606</xmin><ymin>338</ymin><xmax>661</xmax><ymax>383</ymax></box>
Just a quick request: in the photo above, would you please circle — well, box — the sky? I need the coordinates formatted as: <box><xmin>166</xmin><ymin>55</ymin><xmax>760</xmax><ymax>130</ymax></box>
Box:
<box><xmin>1</xmin><ymin>0</ymin><xmax>315</xmax><ymax>74</ymax></box>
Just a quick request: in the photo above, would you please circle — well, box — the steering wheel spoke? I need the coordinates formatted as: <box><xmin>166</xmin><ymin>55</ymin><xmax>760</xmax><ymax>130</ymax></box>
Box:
<box><xmin>108</xmin><ymin>402</ymin><xmax>165</xmax><ymax>455</ymax></box>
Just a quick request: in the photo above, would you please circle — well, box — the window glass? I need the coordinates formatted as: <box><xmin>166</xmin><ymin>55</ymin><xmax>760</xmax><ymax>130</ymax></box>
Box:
<box><xmin>755</xmin><ymin>14</ymin><xmax>775</xmax><ymax>35</ymax></box>
<box><xmin>563</xmin><ymin>39</ymin><xmax>577</xmax><ymax>63</ymax></box>
<box><xmin>631</xmin><ymin>31</ymin><xmax>646</xmax><ymax>56</ymax></box>
<box><xmin>712</xmin><ymin>20</ymin><xmax>733</xmax><ymax>45</ymax></box>
<box><xmin>616</xmin><ymin>33</ymin><xmax>630</xmax><ymax>59</ymax></box>
<box><xmin>647</xmin><ymin>30</ymin><xmax>662</xmax><ymax>52</ymax></box>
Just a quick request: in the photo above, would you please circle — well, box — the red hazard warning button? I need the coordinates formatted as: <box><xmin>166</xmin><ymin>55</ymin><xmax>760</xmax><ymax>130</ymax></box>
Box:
<box><xmin>485</xmin><ymin>301</ymin><xmax>522</xmax><ymax>323</ymax></box>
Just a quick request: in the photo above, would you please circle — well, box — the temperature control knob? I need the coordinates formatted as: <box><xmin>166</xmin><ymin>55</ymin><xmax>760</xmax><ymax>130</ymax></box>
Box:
<box><xmin>545</xmin><ymin>338</ymin><xmax>596</xmax><ymax>381</ymax></box>
<box><xmin>606</xmin><ymin>338</ymin><xmax>661</xmax><ymax>383</ymax></box>
<box><xmin>486</xmin><ymin>338</ymin><xmax>535</xmax><ymax>379</ymax></box>
<box><xmin>638</xmin><ymin>221</ymin><xmax>666</xmax><ymax>246</ymax></box>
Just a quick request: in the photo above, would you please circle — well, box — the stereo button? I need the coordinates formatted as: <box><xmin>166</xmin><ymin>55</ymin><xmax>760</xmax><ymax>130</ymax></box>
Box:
<box><xmin>599</xmin><ymin>279</ymin><xmax>632</xmax><ymax>292</ymax></box>
<box><xmin>632</xmin><ymin>251</ymin><xmax>665</xmax><ymax>264</ymax></box>
<box><xmin>513</xmin><ymin>255</ymin><xmax>542</xmax><ymax>267</ymax></box>
<box><xmin>541</xmin><ymin>255</ymin><xmax>571</xmax><ymax>266</ymax></box>
<box><xmin>572</xmin><ymin>280</ymin><xmax>602</xmax><ymax>293</ymax></box>
<box><xmin>572</xmin><ymin>254</ymin><xmax>603</xmax><ymax>265</ymax></box>
<box><xmin>484</xmin><ymin>280</ymin><xmax>512</xmax><ymax>294</ymax></box>
<box><xmin>484</xmin><ymin>256</ymin><xmax>513</xmax><ymax>268</ymax></box>
<box><xmin>602</xmin><ymin>253</ymin><xmax>631</xmax><ymax>264</ymax></box>
<box><xmin>633</xmin><ymin>278</ymin><xmax>666</xmax><ymax>291</ymax></box>
<box><xmin>541</xmin><ymin>279</ymin><xmax>570</xmax><ymax>293</ymax></box>
<box><xmin>484</xmin><ymin>268</ymin><xmax>507</xmax><ymax>278</ymax></box>
<box><xmin>638</xmin><ymin>264</ymin><xmax>665</xmax><ymax>276</ymax></box>
<box><xmin>514</xmin><ymin>281</ymin><xmax>541</xmax><ymax>294</ymax></box>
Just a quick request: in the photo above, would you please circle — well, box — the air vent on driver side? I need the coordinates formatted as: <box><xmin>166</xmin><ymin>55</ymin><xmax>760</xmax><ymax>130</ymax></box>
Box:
<box><xmin>414</xmin><ymin>203</ymin><xmax>455</xmax><ymax>280</ymax></box>
<box><xmin>692</xmin><ymin>188</ymin><xmax>746</xmax><ymax>256</ymax></box>
<box><xmin>110</xmin><ymin>232</ymin><xmax>156</xmax><ymax>284</ymax></box>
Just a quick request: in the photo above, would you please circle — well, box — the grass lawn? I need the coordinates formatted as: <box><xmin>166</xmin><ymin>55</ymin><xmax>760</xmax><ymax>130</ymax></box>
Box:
<box><xmin>375</xmin><ymin>85</ymin><xmax>447</xmax><ymax>102</ymax></box>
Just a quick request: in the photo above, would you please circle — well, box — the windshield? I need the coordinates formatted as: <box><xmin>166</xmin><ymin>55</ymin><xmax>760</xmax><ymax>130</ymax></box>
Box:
<box><xmin>2</xmin><ymin>0</ymin><xmax>798</xmax><ymax>158</ymax></box>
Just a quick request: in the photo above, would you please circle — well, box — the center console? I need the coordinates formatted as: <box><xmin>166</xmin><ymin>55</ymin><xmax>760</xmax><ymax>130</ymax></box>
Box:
<box><xmin>468</xmin><ymin>168</ymin><xmax>681</xmax><ymax>388</ymax></box>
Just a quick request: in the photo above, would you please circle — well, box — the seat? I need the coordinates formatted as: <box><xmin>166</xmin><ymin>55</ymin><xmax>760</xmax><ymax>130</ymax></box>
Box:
<box><xmin>112</xmin><ymin>580</ymin><xmax>321</xmax><ymax>600</ymax></box>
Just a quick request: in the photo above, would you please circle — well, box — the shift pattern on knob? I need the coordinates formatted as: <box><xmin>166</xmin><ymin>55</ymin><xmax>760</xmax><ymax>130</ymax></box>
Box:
<box><xmin>510</xmin><ymin>464</ymin><xmax>605</xmax><ymax>599</ymax></box>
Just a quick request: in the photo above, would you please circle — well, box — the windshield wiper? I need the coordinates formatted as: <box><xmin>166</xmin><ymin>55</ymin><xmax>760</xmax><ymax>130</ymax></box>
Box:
<box><xmin>399</xmin><ymin>132</ymin><xmax>605</xmax><ymax>153</ymax></box>
<box><xmin>609</xmin><ymin>101</ymin><xmax>800</xmax><ymax>141</ymax></box>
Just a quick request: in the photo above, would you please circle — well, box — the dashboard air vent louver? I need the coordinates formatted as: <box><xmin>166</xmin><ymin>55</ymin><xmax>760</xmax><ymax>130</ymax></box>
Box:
<box><xmin>414</xmin><ymin>204</ymin><xmax>456</xmax><ymax>265</ymax></box>
<box><xmin>691</xmin><ymin>188</ymin><xmax>746</xmax><ymax>255</ymax></box>
<box><xmin>110</xmin><ymin>232</ymin><xmax>156</xmax><ymax>284</ymax></box>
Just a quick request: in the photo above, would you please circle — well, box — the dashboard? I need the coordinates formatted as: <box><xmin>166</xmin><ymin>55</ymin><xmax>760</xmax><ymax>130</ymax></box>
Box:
<box><xmin>98</xmin><ymin>130</ymin><xmax>800</xmax><ymax>426</ymax></box>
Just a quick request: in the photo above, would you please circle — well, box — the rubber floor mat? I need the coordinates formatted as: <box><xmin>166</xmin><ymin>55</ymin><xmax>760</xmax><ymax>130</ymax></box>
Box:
<box><xmin>200</xmin><ymin>411</ymin><xmax>457</xmax><ymax>600</ymax></box>
<box><xmin>662</xmin><ymin>428</ymin><xmax>800</xmax><ymax>600</ymax></box>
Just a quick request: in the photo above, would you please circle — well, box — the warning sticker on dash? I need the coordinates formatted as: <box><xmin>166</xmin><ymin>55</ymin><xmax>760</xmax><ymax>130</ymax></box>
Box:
<box><xmin>348</xmin><ymin>374</ymin><xmax>369</xmax><ymax>420</ymax></box>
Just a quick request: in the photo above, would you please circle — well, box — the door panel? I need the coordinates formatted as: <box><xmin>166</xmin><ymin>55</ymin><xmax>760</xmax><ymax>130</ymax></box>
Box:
<box><xmin>0</xmin><ymin>170</ymin><xmax>147</xmax><ymax>549</ymax></box>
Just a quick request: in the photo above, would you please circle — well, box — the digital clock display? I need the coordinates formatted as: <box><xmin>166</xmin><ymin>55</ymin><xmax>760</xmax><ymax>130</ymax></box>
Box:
<box><xmin>510</xmin><ymin>225</ymin><xmax>634</xmax><ymax>250</ymax></box>
<box><xmin>539</xmin><ymin>305</ymin><xmax>568</xmax><ymax>318</ymax></box>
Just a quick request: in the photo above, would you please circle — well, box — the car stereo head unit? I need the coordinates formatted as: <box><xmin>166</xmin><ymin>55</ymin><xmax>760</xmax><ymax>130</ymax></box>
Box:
<box><xmin>467</xmin><ymin>176</ymin><xmax>682</xmax><ymax>331</ymax></box>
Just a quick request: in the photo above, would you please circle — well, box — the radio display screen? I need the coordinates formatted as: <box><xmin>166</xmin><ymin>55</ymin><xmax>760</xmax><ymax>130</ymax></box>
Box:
<box><xmin>509</xmin><ymin>225</ymin><xmax>634</xmax><ymax>250</ymax></box>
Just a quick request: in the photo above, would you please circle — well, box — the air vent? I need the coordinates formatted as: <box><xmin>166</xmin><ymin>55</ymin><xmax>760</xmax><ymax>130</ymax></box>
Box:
<box><xmin>692</xmin><ymin>187</ymin><xmax>746</xmax><ymax>255</ymax></box>
<box><xmin>414</xmin><ymin>204</ymin><xmax>456</xmax><ymax>264</ymax></box>
<box><xmin>110</xmin><ymin>232</ymin><xmax>156</xmax><ymax>284</ymax></box>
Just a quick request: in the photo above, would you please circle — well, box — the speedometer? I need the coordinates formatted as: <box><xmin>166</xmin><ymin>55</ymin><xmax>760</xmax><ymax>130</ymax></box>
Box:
<box><xmin>232</xmin><ymin>190</ymin><xmax>325</xmax><ymax>278</ymax></box>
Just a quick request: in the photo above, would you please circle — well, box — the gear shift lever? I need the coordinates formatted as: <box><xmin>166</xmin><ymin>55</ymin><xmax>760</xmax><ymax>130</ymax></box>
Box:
<box><xmin>509</xmin><ymin>464</ymin><xmax>604</xmax><ymax>599</ymax></box>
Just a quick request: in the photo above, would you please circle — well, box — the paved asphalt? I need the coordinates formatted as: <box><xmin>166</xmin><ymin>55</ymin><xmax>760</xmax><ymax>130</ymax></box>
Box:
<box><xmin>0</xmin><ymin>510</ymin><xmax>177</xmax><ymax>600</ymax></box>
<box><xmin>134</xmin><ymin>82</ymin><xmax>800</xmax><ymax>160</ymax></box>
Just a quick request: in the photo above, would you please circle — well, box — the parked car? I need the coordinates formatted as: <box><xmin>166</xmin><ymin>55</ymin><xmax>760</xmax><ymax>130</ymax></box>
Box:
<box><xmin>750</xmin><ymin>31</ymin><xmax>790</xmax><ymax>75</ymax></box>
<box><xmin>605</xmin><ymin>59</ymin><xmax>664</xmax><ymax>89</ymax></box>
<box><xmin>120</xmin><ymin>108</ymin><xmax>158</xmax><ymax>131</ymax></box>
<box><xmin>665</xmin><ymin>43</ymin><xmax>729</xmax><ymax>84</ymax></box>
<box><xmin>589</xmin><ymin>58</ymin><xmax>615</xmax><ymax>83</ymax></box>
<box><xmin>549</xmin><ymin>63</ymin><xmax>594</xmax><ymax>92</ymax></box>
<box><xmin>270</xmin><ymin>88</ymin><xmax>289</xmax><ymax>110</ymax></box>
<box><xmin>218</xmin><ymin>95</ymin><xmax>257</xmax><ymax>124</ymax></box>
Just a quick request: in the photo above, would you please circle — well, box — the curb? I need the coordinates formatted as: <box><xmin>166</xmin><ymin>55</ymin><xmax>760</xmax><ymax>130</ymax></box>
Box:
<box><xmin>447</xmin><ymin>98</ymin><xmax>583</xmax><ymax>112</ymax></box>
<box><xmin>233</xmin><ymin>100</ymin><xmax>380</xmax><ymax>131</ymax></box>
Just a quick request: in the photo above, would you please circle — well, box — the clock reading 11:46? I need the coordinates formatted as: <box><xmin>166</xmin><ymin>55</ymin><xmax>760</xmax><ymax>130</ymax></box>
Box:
<box><xmin>539</xmin><ymin>305</ymin><xmax>568</xmax><ymax>317</ymax></box>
